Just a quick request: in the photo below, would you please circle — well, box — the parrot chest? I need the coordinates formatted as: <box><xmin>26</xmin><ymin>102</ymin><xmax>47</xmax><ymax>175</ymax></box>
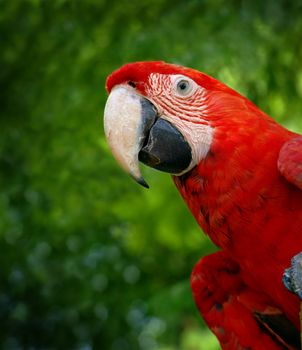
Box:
<box><xmin>174</xmin><ymin>164</ymin><xmax>302</xmax><ymax>263</ymax></box>
<box><xmin>174</xmin><ymin>115</ymin><xmax>301</xmax><ymax>249</ymax></box>
<box><xmin>174</xmin><ymin>165</ymin><xmax>302</xmax><ymax>326</ymax></box>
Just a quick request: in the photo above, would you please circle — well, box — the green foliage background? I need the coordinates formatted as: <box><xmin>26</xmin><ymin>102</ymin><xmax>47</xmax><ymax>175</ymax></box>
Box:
<box><xmin>1</xmin><ymin>0</ymin><xmax>302</xmax><ymax>349</ymax></box>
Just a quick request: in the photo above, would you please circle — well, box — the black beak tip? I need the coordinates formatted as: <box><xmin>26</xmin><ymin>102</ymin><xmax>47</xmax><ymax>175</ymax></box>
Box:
<box><xmin>135</xmin><ymin>176</ymin><xmax>149</xmax><ymax>189</ymax></box>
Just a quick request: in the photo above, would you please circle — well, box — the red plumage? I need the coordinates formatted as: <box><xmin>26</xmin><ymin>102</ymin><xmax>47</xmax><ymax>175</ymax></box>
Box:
<box><xmin>105</xmin><ymin>61</ymin><xmax>302</xmax><ymax>349</ymax></box>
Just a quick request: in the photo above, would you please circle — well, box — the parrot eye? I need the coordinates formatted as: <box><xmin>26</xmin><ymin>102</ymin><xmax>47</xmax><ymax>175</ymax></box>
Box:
<box><xmin>175</xmin><ymin>78</ymin><xmax>194</xmax><ymax>97</ymax></box>
<box><xmin>127</xmin><ymin>81</ymin><xmax>136</xmax><ymax>88</ymax></box>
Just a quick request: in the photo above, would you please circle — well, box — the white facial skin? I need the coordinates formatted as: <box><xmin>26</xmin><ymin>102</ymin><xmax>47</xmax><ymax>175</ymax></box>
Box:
<box><xmin>146</xmin><ymin>73</ymin><xmax>213</xmax><ymax>174</ymax></box>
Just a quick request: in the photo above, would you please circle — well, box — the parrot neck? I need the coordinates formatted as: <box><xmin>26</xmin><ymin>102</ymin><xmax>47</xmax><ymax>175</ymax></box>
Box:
<box><xmin>173</xmin><ymin>117</ymin><xmax>294</xmax><ymax>249</ymax></box>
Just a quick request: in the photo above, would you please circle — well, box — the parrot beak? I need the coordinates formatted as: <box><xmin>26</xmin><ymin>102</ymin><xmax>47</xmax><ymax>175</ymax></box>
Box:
<box><xmin>104</xmin><ymin>85</ymin><xmax>192</xmax><ymax>188</ymax></box>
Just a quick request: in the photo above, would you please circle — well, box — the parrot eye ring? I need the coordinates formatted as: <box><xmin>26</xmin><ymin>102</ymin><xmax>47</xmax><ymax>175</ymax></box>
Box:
<box><xmin>175</xmin><ymin>78</ymin><xmax>194</xmax><ymax>97</ymax></box>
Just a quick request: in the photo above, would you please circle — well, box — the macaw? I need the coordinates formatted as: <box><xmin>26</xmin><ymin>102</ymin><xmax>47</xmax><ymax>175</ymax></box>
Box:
<box><xmin>103</xmin><ymin>61</ymin><xmax>302</xmax><ymax>349</ymax></box>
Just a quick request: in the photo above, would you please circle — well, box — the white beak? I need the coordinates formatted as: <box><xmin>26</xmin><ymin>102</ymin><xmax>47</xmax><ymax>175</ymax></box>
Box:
<box><xmin>104</xmin><ymin>85</ymin><xmax>156</xmax><ymax>188</ymax></box>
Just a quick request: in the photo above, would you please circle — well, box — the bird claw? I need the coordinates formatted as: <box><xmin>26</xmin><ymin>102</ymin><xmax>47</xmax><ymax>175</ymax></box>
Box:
<box><xmin>283</xmin><ymin>252</ymin><xmax>302</xmax><ymax>300</ymax></box>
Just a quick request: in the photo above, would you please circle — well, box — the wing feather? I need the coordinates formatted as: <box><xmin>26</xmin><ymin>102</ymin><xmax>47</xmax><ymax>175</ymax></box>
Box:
<box><xmin>278</xmin><ymin>136</ymin><xmax>302</xmax><ymax>190</ymax></box>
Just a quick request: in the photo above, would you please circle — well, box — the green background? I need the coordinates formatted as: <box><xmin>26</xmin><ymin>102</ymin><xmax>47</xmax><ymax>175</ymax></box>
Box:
<box><xmin>1</xmin><ymin>0</ymin><xmax>302</xmax><ymax>349</ymax></box>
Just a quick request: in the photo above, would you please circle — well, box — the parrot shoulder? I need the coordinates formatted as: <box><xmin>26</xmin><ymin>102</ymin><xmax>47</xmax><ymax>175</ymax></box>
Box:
<box><xmin>278</xmin><ymin>136</ymin><xmax>302</xmax><ymax>190</ymax></box>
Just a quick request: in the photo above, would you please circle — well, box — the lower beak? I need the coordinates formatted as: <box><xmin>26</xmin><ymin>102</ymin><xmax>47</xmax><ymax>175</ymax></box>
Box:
<box><xmin>104</xmin><ymin>86</ymin><xmax>192</xmax><ymax>188</ymax></box>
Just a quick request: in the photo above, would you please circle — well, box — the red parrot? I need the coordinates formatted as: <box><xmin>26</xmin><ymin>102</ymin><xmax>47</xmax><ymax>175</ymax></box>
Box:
<box><xmin>103</xmin><ymin>61</ymin><xmax>302</xmax><ymax>349</ymax></box>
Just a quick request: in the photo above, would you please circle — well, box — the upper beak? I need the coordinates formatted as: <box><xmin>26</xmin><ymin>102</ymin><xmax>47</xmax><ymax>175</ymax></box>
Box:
<box><xmin>104</xmin><ymin>86</ymin><xmax>156</xmax><ymax>188</ymax></box>
<box><xmin>104</xmin><ymin>85</ymin><xmax>192</xmax><ymax>188</ymax></box>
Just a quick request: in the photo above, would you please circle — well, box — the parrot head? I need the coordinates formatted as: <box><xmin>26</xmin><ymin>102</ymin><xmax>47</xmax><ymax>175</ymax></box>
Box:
<box><xmin>104</xmin><ymin>61</ymin><xmax>271</xmax><ymax>187</ymax></box>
